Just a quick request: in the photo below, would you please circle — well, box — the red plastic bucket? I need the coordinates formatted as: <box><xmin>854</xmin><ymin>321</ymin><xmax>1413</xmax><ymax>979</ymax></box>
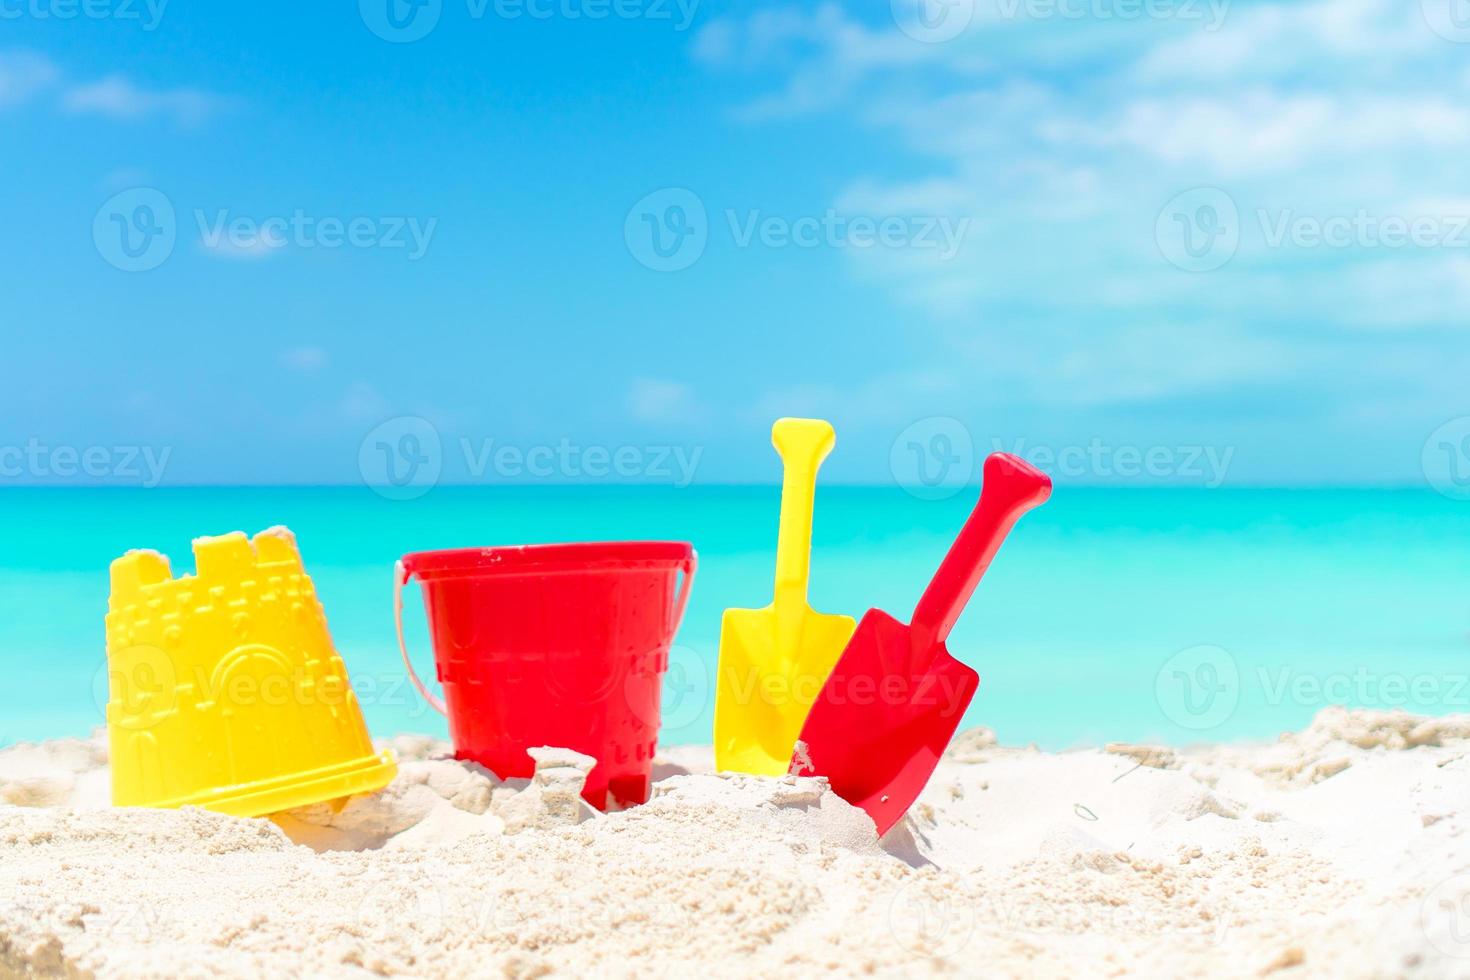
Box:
<box><xmin>395</xmin><ymin>541</ymin><xmax>696</xmax><ymax>809</ymax></box>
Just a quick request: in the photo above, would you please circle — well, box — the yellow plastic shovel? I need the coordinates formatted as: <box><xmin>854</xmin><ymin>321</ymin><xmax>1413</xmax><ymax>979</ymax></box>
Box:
<box><xmin>714</xmin><ymin>418</ymin><xmax>856</xmax><ymax>775</ymax></box>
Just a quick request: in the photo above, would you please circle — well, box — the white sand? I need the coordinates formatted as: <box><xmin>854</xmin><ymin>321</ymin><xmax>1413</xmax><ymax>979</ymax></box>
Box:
<box><xmin>3</xmin><ymin>708</ymin><xmax>1470</xmax><ymax>978</ymax></box>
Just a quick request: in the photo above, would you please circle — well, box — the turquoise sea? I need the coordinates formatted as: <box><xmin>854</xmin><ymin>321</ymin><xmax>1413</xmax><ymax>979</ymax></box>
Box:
<box><xmin>2</xmin><ymin>486</ymin><xmax>1467</xmax><ymax>750</ymax></box>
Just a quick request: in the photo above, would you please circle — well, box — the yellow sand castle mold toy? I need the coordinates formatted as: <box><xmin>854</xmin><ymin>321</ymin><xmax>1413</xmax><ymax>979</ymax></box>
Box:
<box><xmin>105</xmin><ymin>526</ymin><xmax>396</xmax><ymax>817</ymax></box>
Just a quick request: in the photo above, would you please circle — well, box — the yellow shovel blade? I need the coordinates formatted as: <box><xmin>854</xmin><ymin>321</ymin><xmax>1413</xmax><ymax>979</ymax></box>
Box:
<box><xmin>714</xmin><ymin>603</ymin><xmax>856</xmax><ymax>775</ymax></box>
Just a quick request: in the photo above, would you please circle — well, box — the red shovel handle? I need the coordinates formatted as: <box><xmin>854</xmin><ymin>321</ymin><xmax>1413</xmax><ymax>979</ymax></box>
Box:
<box><xmin>909</xmin><ymin>453</ymin><xmax>1052</xmax><ymax>654</ymax></box>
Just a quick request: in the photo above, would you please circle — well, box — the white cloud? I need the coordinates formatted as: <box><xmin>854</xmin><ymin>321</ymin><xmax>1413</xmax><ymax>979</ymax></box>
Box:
<box><xmin>338</xmin><ymin>381</ymin><xmax>391</xmax><ymax>422</ymax></box>
<box><xmin>693</xmin><ymin>3</ymin><xmax>955</xmax><ymax>118</ymax></box>
<box><xmin>63</xmin><ymin>74</ymin><xmax>229</xmax><ymax>125</ymax></box>
<box><xmin>281</xmin><ymin>347</ymin><xmax>328</xmax><ymax>372</ymax></box>
<box><xmin>753</xmin><ymin>368</ymin><xmax>962</xmax><ymax>425</ymax></box>
<box><xmin>0</xmin><ymin>52</ymin><xmax>232</xmax><ymax>124</ymax></box>
<box><xmin>835</xmin><ymin>176</ymin><xmax>977</xmax><ymax>216</ymax></box>
<box><xmin>629</xmin><ymin>379</ymin><xmax>701</xmax><ymax>423</ymax></box>
<box><xmin>198</xmin><ymin>235</ymin><xmax>284</xmax><ymax>261</ymax></box>
<box><xmin>1036</xmin><ymin>322</ymin><xmax>1300</xmax><ymax>406</ymax></box>
<box><xmin>1099</xmin><ymin>93</ymin><xmax>1470</xmax><ymax>176</ymax></box>
<box><xmin>0</xmin><ymin>51</ymin><xmax>58</xmax><ymax>108</ymax></box>
<box><xmin>695</xmin><ymin>1</ymin><xmax>1470</xmax><ymax>420</ymax></box>
<box><xmin>1133</xmin><ymin>0</ymin><xmax>1433</xmax><ymax>83</ymax></box>
<box><xmin>1331</xmin><ymin>256</ymin><xmax>1470</xmax><ymax>330</ymax></box>
<box><xmin>101</xmin><ymin>168</ymin><xmax>151</xmax><ymax>189</ymax></box>
<box><xmin>750</xmin><ymin>320</ymin><xmax>1290</xmax><ymax>415</ymax></box>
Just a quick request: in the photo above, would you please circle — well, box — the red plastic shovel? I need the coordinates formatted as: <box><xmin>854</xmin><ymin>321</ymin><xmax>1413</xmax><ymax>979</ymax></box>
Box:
<box><xmin>792</xmin><ymin>452</ymin><xmax>1051</xmax><ymax>836</ymax></box>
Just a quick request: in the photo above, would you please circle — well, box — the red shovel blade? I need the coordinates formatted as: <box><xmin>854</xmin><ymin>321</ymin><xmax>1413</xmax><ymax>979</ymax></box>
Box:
<box><xmin>793</xmin><ymin>608</ymin><xmax>978</xmax><ymax>836</ymax></box>
<box><xmin>792</xmin><ymin>453</ymin><xmax>1051</xmax><ymax>837</ymax></box>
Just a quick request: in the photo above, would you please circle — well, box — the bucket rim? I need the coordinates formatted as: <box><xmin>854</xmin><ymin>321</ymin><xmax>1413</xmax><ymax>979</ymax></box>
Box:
<box><xmin>401</xmin><ymin>540</ymin><xmax>695</xmax><ymax>579</ymax></box>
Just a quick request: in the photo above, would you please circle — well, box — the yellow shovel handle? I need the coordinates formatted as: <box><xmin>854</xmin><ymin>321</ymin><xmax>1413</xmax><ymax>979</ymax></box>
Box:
<box><xmin>770</xmin><ymin>418</ymin><xmax>835</xmax><ymax>612</ymax></box>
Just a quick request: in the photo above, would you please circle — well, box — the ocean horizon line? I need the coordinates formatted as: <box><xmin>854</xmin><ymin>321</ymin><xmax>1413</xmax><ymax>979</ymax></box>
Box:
<box><xmin>0</xmin><ymin>481</ymin><xmax>1446</xmax><ymax>492</ymax></box>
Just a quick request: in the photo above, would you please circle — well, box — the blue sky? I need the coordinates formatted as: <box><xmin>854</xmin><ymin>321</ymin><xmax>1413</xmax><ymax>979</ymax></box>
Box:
<box><xmin>3</xmin><ymin>0</ymin><xmax>1469</xmax><ymax>488</ymax></box>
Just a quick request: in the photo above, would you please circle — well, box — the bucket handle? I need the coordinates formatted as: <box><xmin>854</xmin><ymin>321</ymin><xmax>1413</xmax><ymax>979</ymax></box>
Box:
<box><xmin>394</xmin><ymin>559</ymin><xmax>448</xmax><ymax>717</ymax></box>
<box><xmin>670</xmin><ymin>551</ymin><xmax>698</xmax><ymax>639</ymax></box>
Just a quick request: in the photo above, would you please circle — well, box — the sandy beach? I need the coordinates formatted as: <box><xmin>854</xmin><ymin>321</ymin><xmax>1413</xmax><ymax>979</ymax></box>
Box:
<box><xmin>2</xmin><ymin>707</ymin><xmax>1468</xmax><ymax>978</ymax></box>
